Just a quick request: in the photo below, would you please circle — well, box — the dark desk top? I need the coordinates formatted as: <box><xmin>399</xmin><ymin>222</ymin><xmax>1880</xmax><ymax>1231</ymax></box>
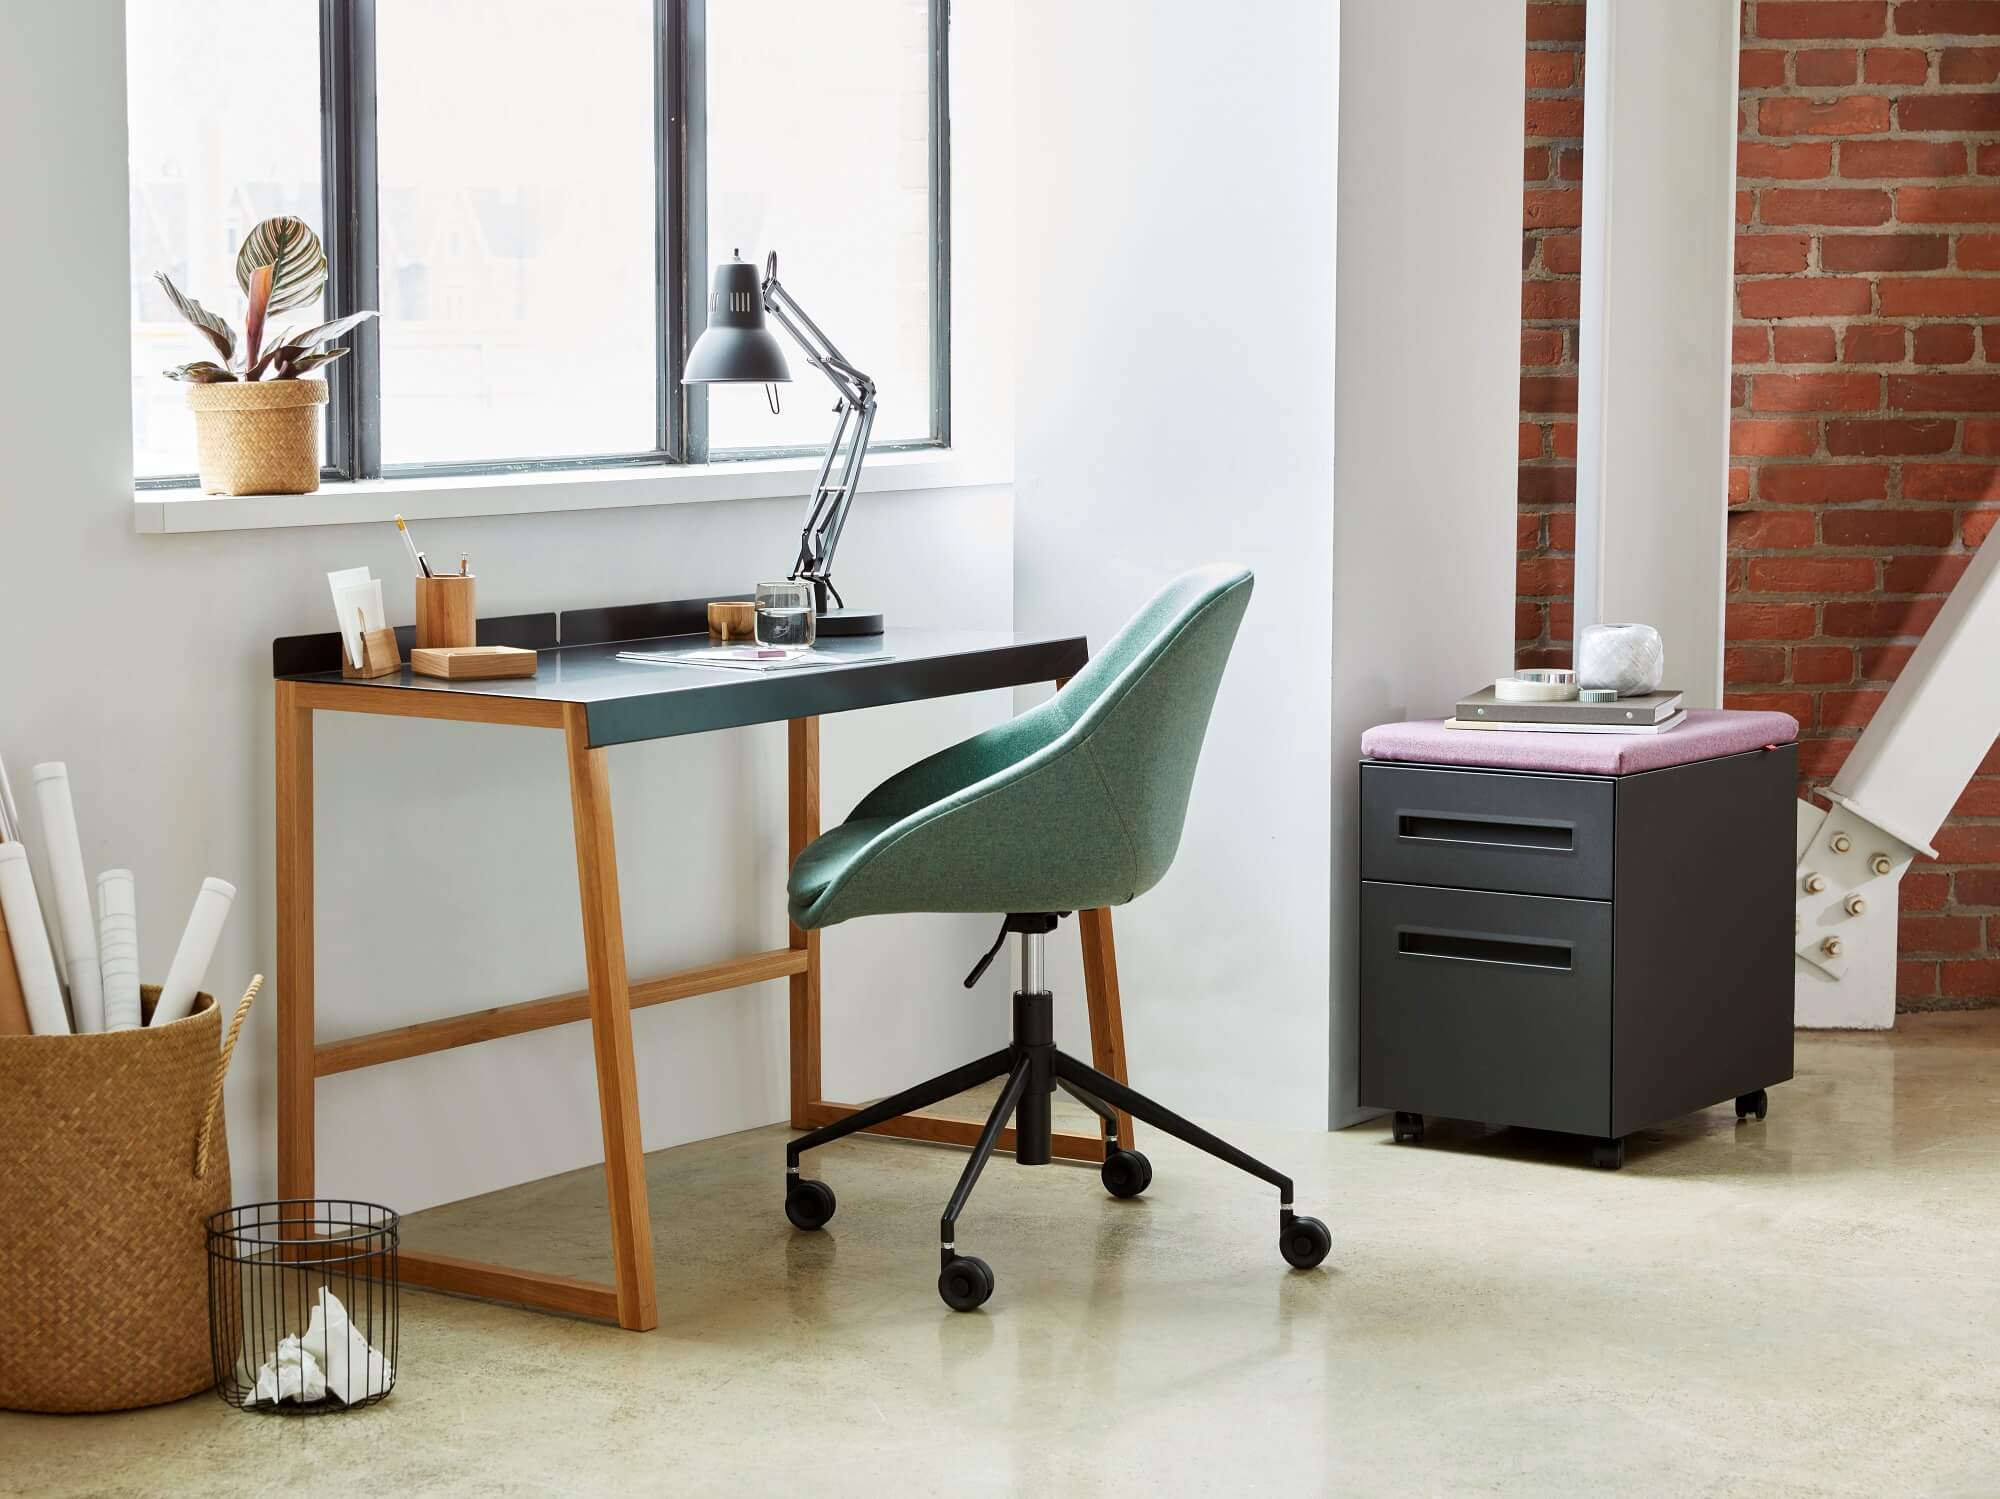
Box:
<box><xmin>274</xmin><ymin>597</ymin><xmax>1087</xmax><ymax>747</ymax></box>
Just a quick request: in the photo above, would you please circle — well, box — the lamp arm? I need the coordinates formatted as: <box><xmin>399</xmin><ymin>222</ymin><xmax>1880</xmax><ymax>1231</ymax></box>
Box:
<box><xmin>761</xmin><ymin>265</ymin><xmax>875</xmax><ymax>413</ymax></box>
<box><xmin>760</xmin><ymin>254</ymin><xmax>879</xmax><ymax>605</ymax></box>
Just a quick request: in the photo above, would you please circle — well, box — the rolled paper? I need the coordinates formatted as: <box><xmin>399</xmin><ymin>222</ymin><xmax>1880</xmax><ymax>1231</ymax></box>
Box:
<box><xmin>32</xmin><ymin>763</ymin><xmax>103</xmax><ymax>1033</ymax></box>
<box><xmin>0</xmin><ymin>884</ymin><xmax>30</xmax><ymax>1035</ymax></box>
<box><xmin>96</xmin><ymin>868</ymin><xmax>143</xmax><ymax>1032</ymax></box>
<box><xmin>0</xmin><ymin>750</ymin><xmax>19</xmax><ymax>839</ymax></box>
<box><xmin>0</xmin><ymin>843</ymin><xmax>68</xmax><ymax>1034</ymax></box>
<box><xmin>152</xmin><ymin>876</ymin><xmax>235</xmax><ymax>1027</ymax></box>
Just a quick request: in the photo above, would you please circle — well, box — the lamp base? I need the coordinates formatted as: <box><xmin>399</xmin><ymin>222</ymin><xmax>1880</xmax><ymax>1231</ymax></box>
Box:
<box><xmin>817</xmin><ymin>607</ymin><xmax>885</xmax><ymax>637</ymax></box>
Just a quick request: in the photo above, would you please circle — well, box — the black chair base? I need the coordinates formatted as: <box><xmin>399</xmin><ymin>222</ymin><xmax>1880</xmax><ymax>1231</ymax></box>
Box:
<box><xmin>784</xmin><ymin>988</ymin><xmax>1331</xmax><ymax>1311</ymax></box>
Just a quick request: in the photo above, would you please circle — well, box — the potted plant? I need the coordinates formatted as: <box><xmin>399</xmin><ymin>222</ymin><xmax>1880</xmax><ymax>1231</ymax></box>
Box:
<box><xmin>156</xmin><ymin>217</ymin><xmax>376</xmax><ymax>496</ymax></box>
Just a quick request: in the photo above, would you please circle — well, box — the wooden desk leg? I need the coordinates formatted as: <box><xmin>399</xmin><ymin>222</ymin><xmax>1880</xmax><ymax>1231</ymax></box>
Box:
<box><xmin>1079</xmin><ymin>907</ymin><xmax>1135</xmax><ymax>1152</ymax></box>
<box><xmin>563</xmin><ymin>707</ymin><xmax>659</xmax><ymax>1332</ymax></box>
<box><xmin>275</xmin><ymin>681</ymin><xmax>316</xmax><ymax>1208</ymax></box>
<box><xmin>787</xmin><ymin>716</ymin><xmax>822</xmax><ymax>1128</ymax></box>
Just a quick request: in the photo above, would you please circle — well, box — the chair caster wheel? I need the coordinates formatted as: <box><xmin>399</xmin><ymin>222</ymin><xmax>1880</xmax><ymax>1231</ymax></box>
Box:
<box><xmin>1392</xmin><ymin>1111</ymin><xmax>1425</xmax><ymax>1144</ymax></box>
<box><xmin>1100</xmin><ymin>1148</ymin><xmax>1153</xmax><ymax>1199</ymax></box>
<box><xmin>1735</xmin><ymin>1089</ymin><xmax>1768</xmax><ymax>1122</ymax></box>
<box><xmin>785</xmin><ymin>1178</ymin><xmax>836</xmax><ymax>1231</ymax></box>
<box><xmin>938</xmin><ymin>1255</ymin><xmax>995</xmax><ymax>1312</ymax></box>
<box><xmin>1280</xmin><ymin>1215</ymin><xmax>1331</xmax><ymax>1269</ymax></box>
<box><xmin>1591</xmin><ymin>1137</ymin><xmax>1625</xmax><ymax>1170</ymax></box>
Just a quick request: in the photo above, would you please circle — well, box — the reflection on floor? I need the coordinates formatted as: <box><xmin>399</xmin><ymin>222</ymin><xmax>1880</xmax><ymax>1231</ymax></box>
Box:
<box><xmin>5</xmin><ymin>1013</ymin><xmax>1998</xmax><ymax>1497</ymax></box>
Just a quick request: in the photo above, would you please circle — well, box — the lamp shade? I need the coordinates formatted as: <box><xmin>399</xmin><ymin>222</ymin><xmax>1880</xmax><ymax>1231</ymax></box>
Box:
<box><xmin>683</xmin><ymin>255</ymin><xmax>792</xmax><ymax>384</ymax></box>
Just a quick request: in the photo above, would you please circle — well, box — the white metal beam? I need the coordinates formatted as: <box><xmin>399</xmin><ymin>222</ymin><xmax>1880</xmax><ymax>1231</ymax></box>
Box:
<box><xmin>1574</xmin><ymin>0</ymin><xmax>1741</xmax><ymax>707</ymax></box>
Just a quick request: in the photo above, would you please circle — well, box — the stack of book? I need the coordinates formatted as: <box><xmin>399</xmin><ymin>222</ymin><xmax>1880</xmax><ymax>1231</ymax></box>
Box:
<box><xmin>1446</xmin><ymin>686</ymin><xmax>1686</xmax><ymax>735</ymax></box>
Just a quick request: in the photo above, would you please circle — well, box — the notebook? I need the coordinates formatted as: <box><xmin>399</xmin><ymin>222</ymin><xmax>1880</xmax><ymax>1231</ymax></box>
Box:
<box><xmin>1443</xmin><ymin>710</ymin><xmax>1689</xmax><ymax>736</ymax></box>
<box><xmin>1455</xmin><ymin>686</ymin><xmax>1683</xmax><ymax>726</ymax></box>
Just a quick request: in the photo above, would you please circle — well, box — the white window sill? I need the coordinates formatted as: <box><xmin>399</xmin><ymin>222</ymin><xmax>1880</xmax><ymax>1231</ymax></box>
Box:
<box><xmin>131</xmin><ymin>447</ymin><xmax>1010</xmax><ymax>534</ymax></box>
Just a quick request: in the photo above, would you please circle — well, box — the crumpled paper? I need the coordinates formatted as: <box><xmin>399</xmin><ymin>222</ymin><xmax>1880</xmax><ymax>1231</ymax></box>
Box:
<box><xmin>245</xmin><ymin>1335</ymin><xmax>326</xmax><ymax>1407</ymax></box>
<box><xmin>301</xmin><ymin>1286</ymin><xmax>393</xmax><ymax>1403</ymax></box>
<box><xmin>242</xmin><ymin>1288</ymin><xmax>393</xmax><ymax>1406</ymax></box>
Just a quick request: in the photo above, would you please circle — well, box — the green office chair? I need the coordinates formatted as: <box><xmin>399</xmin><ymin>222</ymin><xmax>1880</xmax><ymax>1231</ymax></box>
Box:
<box><xmin>782</xmin><ymin>564</ymin><xmax>1331</xmax><ymax>1311</ymax></box>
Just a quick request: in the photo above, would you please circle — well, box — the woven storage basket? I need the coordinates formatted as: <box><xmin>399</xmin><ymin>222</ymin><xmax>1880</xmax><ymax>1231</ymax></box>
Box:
<box><xmin>0</xmin><ymin>980</ymin><xmax>258</xmax><ymax>1412</ymax></box>
<box><xmin>187</xmin><ymin>379</ymin><xmax>327</xmax><ymax>496</ymax></box>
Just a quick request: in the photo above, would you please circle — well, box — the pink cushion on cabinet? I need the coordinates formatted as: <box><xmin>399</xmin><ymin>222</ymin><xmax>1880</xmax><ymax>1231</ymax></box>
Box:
<box><xmin>1360</xmin><ymin>709</ymin><xmax>1800</xmax><ymax>777</ymax></box>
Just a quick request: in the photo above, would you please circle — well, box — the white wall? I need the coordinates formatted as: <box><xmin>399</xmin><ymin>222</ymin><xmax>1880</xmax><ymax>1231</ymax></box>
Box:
<box><xmin>0</xmin><ymin>1</ymin><xmax>1018</xmax><ymax>1213</ymax></box>
<box><xmin>1013</xmin><ymin>0</ymin><xmax>1340</xmax><ymax>1129</ymax></box>
<box><xmin>1013</xmin><ymin>1</ymin><xmax>1524</xmax><ymax>1131</ymax></box>
<box><xmin>1574</xmin><ymin>0</ymin><xmax>1741</xmax><ymax>708</ymax></box>
<box><xmin>1330</xmin><ymin>0</ymin><xmax>1528</xmax><ymax>1123</ymax></box>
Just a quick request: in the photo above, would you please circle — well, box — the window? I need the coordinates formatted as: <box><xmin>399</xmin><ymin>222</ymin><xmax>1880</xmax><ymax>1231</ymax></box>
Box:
<box><xmin>127</xmin><ymin>0</ymin><xmax>324</xmax><ymax>480</ymax></box>
<box><xmin>705</xmin><ymin>0</ymin><xmax>936</xmax><ymax>452</ymax></box>
<box><xmin>126</xmin><ymin>0</ymin><xmax>949</xmax><ymax>487</ymax></box>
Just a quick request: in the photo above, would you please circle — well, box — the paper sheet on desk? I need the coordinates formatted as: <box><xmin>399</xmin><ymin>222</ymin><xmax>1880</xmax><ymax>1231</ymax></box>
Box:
<box><xmin>615</xmin><ymin>647</ymin><xmax>893</xmax><ymax>672</ymax></box>
<box><xmin>327</xmin><ymin>566</ymin><xmax>386</xmax><ymax>669</ymax></box>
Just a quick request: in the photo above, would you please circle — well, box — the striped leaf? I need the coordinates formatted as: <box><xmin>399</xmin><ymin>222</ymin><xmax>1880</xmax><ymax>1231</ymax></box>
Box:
<box><xmin>234</xmin><ymin>216</ymin><xmax>327</xmax><ymax>314</ymax></box>
<box><xmin>242</xmin><ymin>263</ymin><xmax>274</xmax><ymax>374</ymax></box>
<box><xmin>282</xmin><ymin>351</ymin><xmax>348</xmax><ymax>377</ymax></box>
<box><xmin>252</xmin><ymin>310</ymin><xmax>376</xmax><ymax>380</ymax></box>
<box><xmin>163</xmin><ymin>360</ymin><xmax>237</xmax><ymax>383</ymax></box>
<box><xmin>153</xmin><ymin>272</ymin><xmax>236</xmax><ymax>364</ymax></box>
<box><xmin>243</xmin><ymin>325</ymin><xmax>295</xmax><ymax>380</ymax></box>
<box><xmin>283</xmin><ymin>310</ymin><xmax>376</xmax><ymax>351</ymax></box>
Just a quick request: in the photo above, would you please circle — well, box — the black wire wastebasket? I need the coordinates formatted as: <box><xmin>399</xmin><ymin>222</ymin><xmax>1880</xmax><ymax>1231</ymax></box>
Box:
<box><xmin>207</xmin><ymin>1200</ymin><xmax>400</xmax><ymax>1413</ymax></box>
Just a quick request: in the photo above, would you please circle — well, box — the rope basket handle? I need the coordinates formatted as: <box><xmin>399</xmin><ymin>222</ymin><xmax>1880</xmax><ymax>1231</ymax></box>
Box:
<box><xmin>196</xmin><ymin>974</ymin><xmax>263</xmax><ymax>1181</ymax></box>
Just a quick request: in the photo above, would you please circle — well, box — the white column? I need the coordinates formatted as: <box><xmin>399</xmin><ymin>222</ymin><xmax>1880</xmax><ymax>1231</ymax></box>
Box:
<box><xmin>1014</xmin><ymin>0</ymin><xmax>1341</xmax><ymax>1129</ymax></box>
<box><xmin>1330</xmin><ymin>0</ymin><xmax>1527</xmax><ymax>1124</ymax></box>
<box><xmin>1573</xmin><ymin>0</ymin><xmax>1742</xmax><ymax>708</ymax></box>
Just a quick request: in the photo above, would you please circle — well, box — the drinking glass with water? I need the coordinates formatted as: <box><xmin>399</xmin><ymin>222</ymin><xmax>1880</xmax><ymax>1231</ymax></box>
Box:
<box><xmin>755</xmin><ymin>580</ymin><xmax>816</xmax><ymax>649</ymax></box>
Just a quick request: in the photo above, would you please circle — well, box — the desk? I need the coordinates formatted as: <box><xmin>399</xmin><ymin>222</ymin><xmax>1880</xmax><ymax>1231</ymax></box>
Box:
<box><xmin>273</xmin><ymin>598</ymin><xmax>1133</xmax><ymax>1331</ymax></box>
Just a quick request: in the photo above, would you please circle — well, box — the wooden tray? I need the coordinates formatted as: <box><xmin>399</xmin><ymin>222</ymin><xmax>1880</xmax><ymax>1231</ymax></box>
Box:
<box><xmin>409</xmin><ymin>646</ymin><xmax>538</xmax><ymax>680</ymax></box>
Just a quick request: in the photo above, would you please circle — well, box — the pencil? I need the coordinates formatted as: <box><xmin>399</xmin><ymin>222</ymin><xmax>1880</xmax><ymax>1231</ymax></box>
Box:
<box><xmin>394</xmin><ymin>514</ymin><xmax>433</xmax><ymax>578</ymax></box>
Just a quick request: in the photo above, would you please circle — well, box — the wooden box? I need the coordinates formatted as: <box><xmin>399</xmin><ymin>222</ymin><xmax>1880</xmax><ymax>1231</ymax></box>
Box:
<box><xmin>409</xmin><ymin>645</ymin><xmax>537</xmax><ymax>681</ymax></box>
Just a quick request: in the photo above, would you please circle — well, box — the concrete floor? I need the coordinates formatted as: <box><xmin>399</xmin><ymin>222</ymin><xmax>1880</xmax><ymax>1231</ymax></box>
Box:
<box><xmin>6</xmin><ymin>1014</ymin><xmax>1999</xmax><ymax>1497</ymax></box>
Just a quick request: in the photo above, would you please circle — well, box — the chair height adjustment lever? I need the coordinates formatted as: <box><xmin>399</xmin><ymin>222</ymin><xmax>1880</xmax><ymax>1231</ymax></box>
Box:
<box><xmin>962</xmin><ymin>912</ymin><xmax>1068</xmax><ymax>989</ymax></box>
<box><xmin>963</xmin><ymin>921</ymin><xmax>1010</xmax><ymax>989</ymax></box>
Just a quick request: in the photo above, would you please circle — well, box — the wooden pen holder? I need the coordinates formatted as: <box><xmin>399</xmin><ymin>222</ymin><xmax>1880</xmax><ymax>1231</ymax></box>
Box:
<box><xmin>415</xmin><ymin>574</ymin><xmax>476</xmax><ymax>649</ymax></box>
<box><xmin>708</xmin><ymin>600</ymin><xmax>756</xmax><ymax>642</ymax></box>
<box><xmin>342</xmin><ymin>625</ymin><xmax>403</xmax><ymax>680</ymax></box>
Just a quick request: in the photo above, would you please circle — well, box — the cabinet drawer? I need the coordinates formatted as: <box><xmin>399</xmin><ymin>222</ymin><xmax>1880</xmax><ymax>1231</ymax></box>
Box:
<box><xmin>1361</xmin><ymin>762</ymin><xmax>1613</xmax><ymax>900</ymax></box>
<box><xmin>1358</xmin><ymin>881</ymin><xmax>1611</xmax><ymax>1137</ymax></box>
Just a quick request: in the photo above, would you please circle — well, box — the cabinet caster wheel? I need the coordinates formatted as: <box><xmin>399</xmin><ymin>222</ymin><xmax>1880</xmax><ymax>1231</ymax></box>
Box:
<box><xmin>938</xmin><ymin>1255</ymin><xmax>995</xmax><ymax>1312</ymax></box>
<box><xmin>1391</xmin><ymin>1111</ymin><xmax>1425</xmax><ymax>1144</ymax></box>
<box><xmin>784</xmin><ymin>1178</ymin><xmax>836</xmax><ymax>1231</ymax></box>
<box><xmin>1280</xmin><ymin>1215</ymin><xmax>1332</xmax><ymax>1269</ymax></box>
<box><xmin>1100</xmin><ymin>1148</ymin><xmax>1153</xmax><ymax>1199</ymax></box>
<box><xmin>1735</xmin><ymin>1089</ymin><xmax>1768</xmax><ymax>1122</ymax></box>
<box><xmin>1590</xmin><ymin>1137</ymin><xmax>1625</xmax><ymax>1170</ymax></box>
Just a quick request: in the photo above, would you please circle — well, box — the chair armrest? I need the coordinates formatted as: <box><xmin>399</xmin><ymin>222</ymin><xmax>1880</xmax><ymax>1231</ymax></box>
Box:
<box><xmin>849</xmin><ymin>699</ymin><xmax>1070</xmax><ymax>824</ymax></box>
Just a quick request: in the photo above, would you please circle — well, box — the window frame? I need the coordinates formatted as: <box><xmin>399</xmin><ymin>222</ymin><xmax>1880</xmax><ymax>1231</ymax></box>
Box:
<box><xmin>135</xmin><ymin>0</ymin><xmax>951</xmax><ymax>491</ymax></box>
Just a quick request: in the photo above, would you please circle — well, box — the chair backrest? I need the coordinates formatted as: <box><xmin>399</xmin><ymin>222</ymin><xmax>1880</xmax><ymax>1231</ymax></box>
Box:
<box><xmin>1052</xmin><ymin>564</ymin><xmax>1254</xmax><ymax>899</ymax></box>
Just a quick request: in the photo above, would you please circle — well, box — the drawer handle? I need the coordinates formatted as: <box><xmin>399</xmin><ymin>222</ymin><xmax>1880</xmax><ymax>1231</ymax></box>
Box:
<box><xmin>1398</xmin><ymin>813</ymin><xmax>1574</xmax><ymax>851</ymax></box>
<box><xmin>1396</xmin><ymin>928</ymin><xmax>1573</xmax><ymax>971</ymax></box>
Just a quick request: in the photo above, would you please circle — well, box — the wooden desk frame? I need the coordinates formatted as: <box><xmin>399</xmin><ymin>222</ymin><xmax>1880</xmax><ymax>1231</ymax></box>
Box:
<box><xmin>275</xmin><ymin>677</ymin><xmax>1132</xmax><ymax>1332</ymax></box>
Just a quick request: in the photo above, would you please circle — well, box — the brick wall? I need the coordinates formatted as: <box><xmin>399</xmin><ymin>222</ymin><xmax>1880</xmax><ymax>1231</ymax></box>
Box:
<box><xmin>1518</xmin><ymin>0</ymin><xmax>2000</xmax><ymax>1010</ymax></box>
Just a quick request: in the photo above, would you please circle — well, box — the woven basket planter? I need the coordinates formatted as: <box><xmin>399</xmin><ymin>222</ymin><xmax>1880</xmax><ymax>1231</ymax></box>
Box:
<box><xmin>0</xmin><ymin>982</ymin><xmax>256</xmax><ymax>1412</ymax></box>
<box><xmin>188</xmin><ymin>378</ymin><xmax>327</xmax><ymax>496</ymax></box>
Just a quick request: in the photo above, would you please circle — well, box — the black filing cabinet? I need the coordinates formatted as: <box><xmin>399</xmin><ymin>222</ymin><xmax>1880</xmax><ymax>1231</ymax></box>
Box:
<box><xmin>1357</xmin><ymin>746</ymin><xmax>1796</xmax><ymax>1168</ymax></box>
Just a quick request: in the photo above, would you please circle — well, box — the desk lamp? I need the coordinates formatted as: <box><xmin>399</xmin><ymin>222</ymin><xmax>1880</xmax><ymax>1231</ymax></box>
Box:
<box><xmin>683</xmin><ymin>250</ymin><xmax>884</xmax><ymax>636</ymax></box>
